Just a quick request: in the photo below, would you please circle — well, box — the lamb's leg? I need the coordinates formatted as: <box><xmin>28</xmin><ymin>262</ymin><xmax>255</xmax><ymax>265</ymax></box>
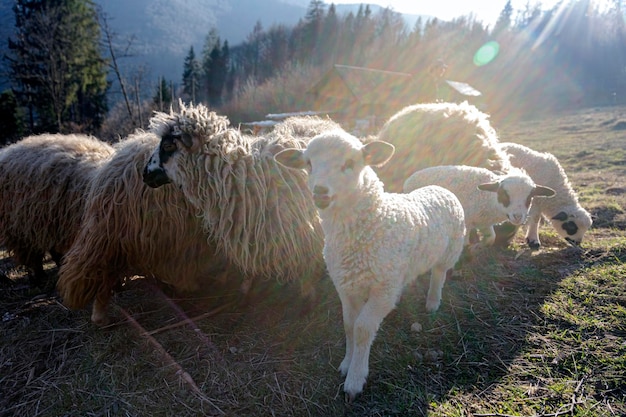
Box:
<box><xmin>338</xmin><ymin>292</ymin><xmax>362</xmax><ymax>377</ymax></box>
<box><xmin>426</xmin><ymin>264</ymin><xmax>449</xmax><ymax>313</ymax></box>
<box><xmin>344</xmin><ymin>288</ymin><xmax>398</xmax><ymax>401</ymax></box>
<box><xmin>524</xmin><ymin>209</ymin><xmax>543</xmax><ymax>250</ymax></box>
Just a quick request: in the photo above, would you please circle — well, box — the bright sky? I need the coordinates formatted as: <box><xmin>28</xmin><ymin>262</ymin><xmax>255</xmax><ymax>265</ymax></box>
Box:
<box><xmin>334</xmin><ymin>1</ymin><xmax>563</xmax><ymax>27</ymax></box>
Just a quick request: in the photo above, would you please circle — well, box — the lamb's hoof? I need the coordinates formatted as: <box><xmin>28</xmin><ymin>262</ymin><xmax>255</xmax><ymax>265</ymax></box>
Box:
<box><xmin>344</xmin><ymin>391</ymin><xmax>357</xmax><ymax>404</ymax></box>
<box><xmin>425</xmin><ymin>299</ymin><xmax>441</xmax><ymax>313</ymax></box>
<box><xmin>526</xmin><ymin>238</ymin><xmax>540</xmax><ymax>251</ymax></box>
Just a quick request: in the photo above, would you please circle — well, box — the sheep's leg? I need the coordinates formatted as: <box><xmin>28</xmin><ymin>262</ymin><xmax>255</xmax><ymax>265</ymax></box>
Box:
<box><xmin>91</xmin><ymin>281</ymin><xmax>116</xmax><ymax>326</ymax></box>
<box><xmin>426</xmin><ymin>265</ymin><xmax>449</xmax><ymax>313</ymax></box>
<box><xmin>91</xmin><ymin>297</ymin><xmax>110</xmax><ymax>326</ymax></box>
<box><xmin>338</xmin><ymin>292</ymin><xmax>362</xmax><ymax>377</ymax></box>
<box><xmin>344</xmin><ymin>288</ymin><xmax>398</xmax><ymax>401</ymax></box>
<box><xmin>524</xmin><ymin>209</ymin><xmax>542</xmax><ymax>250</ymax></box>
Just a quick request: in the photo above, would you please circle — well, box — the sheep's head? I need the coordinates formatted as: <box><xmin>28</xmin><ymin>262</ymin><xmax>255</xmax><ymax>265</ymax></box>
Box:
<box><xmin>274</xmin><ymin>129</ymin><xmax>393</xmax><ymax>211</ymax></box>
<box><xmin>549</xmin><ymin>206</ymin><xmax>593</xmax><ymax>246</ymax></box>
<box><xmin>477</xmin><ymin>170</ymin><xmax>555</xmax><ymax>225</ymax></box>
<box><xmin>143</xmin><ymin>101</ymin><xmax>230</xmax><ymax>188</ymax></box>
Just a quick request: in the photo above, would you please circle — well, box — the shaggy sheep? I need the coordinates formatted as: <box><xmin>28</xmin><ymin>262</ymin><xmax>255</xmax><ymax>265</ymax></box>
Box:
<box><xmin>495</xmin><ymin>142</ymin><xmax>593</xmax><ymax>249</ymax></box>
<box><xmin>270</xmin><ymin>115</ymin><xmax>342</xmax><ymax>138</ymax></box>
<box><xmin>403</xmin><ymin>165</ymin><xmax>555</xmax><ymax>249</ymax></box>
<box><xmin>142</xmin><ymin>102</ymin><xmax>326</xmax><ymax>296</ymax></box>
<box><xmin>57</xmin><ymin>131</ymin><xmax>235</xmax><ymax>325</ymax></box>
<box><xmin>372</xmin><ymin>101</ymin><xmax>512</xmax><ymax>192</ymax></box>
<box><xmin>274</xmin><ymin>130</ymin><xmax>466</xmax><ymax>400</ymax></box>
<box><xmin>0</xmin><ymin>134</ymin><xmax>114</xmax><ymax>286</ymax></box>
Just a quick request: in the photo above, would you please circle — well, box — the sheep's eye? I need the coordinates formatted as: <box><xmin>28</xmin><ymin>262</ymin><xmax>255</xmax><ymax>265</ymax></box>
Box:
<box><xmin>341</xmin><ymin>159</ymin><xmax>354</xmax><ymax>172</ymax></box>
<box><xmin>162</xmin><ymin>141</ymin><xmax>177</xmax><ymax>153</ymax></box>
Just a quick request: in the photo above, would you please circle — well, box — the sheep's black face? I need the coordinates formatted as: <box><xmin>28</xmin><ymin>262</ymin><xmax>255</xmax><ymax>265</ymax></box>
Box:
<box><xmin>143</xmin><ymin>135</ymin><xmax>178</xmax><ymax>188</ymax></box>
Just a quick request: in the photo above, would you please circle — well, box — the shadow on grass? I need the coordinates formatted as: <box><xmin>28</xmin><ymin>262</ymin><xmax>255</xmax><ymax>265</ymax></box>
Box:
<box><xmin>1</xmin><ymin>239</ymin><xmax>623</xmax><ymax>416</ymax></box>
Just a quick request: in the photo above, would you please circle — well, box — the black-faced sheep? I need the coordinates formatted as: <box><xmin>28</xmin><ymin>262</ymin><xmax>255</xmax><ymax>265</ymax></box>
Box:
<box><xmin>0</xmin><ymin>134</ymin><xmax>114</xmax><ymax>285</ymax></box>
<box><xmin>57</xmin><ymin>131</ymin><xmax>235</xmax><ymax>325</ymax></box>
<box><xmin>495</xmin><ymin>142</ymin><xmax>593</xmax><ymax>249</ymax></box>
<box><xmin>403</xmin><ymin>165</ymin><xmax>555</xmax><ymax>250</ymax></box>
<box><xmin>372</xmin><ymin>101</ymin><xmax>512</xmax><ymax>192</ymax></box>
<box><xmin>142</xmin><ymin>102</ymin><xmax>327</xmax><ymax>297</ymax></box>
<box><xmin>274</xmin><ymin>129</ymin><xmax>466</xmax><ymax>401</ymax></box>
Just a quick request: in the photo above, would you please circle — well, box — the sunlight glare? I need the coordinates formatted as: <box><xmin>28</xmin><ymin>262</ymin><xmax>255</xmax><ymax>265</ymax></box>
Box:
<box><xmin>473</xmin><ymin>41</ymin><xmax>500</xmax><ymax>66</ymax></box>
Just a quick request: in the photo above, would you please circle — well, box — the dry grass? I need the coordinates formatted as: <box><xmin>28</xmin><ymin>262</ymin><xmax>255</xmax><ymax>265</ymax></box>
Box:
<box><xmin>1</xmin><ymin>106</ymin><xmax>625</xmax><ymax>416</ymax></box>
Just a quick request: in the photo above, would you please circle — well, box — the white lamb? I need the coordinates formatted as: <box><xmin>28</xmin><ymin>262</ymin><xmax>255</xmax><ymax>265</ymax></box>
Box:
<box><xmin>497</xmin><ymin>142</ymin><xmax>593</xmax><ymax>249</ymax></box>
<box><xmin>403</xmin><ymin>165</ymin><xmax>555</xmax><ymax>249</ymax></box>
<box><xmin>274</xmin><ymin>129</ymin><xmax>466</xmax><ymax>401</ymax></box>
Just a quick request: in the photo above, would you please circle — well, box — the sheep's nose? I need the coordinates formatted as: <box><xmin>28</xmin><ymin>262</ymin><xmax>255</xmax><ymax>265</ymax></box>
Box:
<box><xmin>313</xmin><ymin>185</ymin><xmax>329</xmax><ymax>195</ymax></box>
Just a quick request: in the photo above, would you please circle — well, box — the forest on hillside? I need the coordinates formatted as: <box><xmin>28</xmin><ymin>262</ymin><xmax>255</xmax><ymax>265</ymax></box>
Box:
<box><xmin>2</xmin><ymin>0</ymin><xmax>626</xmax><ymax>142</ymax></box>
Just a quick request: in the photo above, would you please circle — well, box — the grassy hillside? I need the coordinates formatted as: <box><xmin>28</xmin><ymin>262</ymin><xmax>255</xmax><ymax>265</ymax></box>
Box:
<box><xmin>1</xmin><ymin>106</ymin><xmax>624</xmax><ymax>416</ymax></box>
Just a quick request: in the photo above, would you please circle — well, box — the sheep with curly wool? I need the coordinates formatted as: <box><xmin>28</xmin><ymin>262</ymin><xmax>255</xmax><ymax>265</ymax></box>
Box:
<box><xmin>57</xmin><ymin>131</ymin><xmax>236</xmax><ymax>325</ymax></box>
<box><xmin>494</xmin><ymin>142</ymin><xmax>593</xmax><ymax>249</ymax></box>
<box><xmin>269</xmin><ymin>115</ymin><xmax>342</xmax><ymax>139</ymax></box>
<box><xmin>403</xmin><ymin>165</ymin><xmax>555</xmax><ymax>250</ymax></box>
<box><xmin>0</xmin><ymin>134</ymin><xmax>114</xmax><ymax>286</ymax></box>
<box><xmin>372</xmin><ymin>101</ymin><xmax>512</xmax><ymax>192</ymax></box>
<box><xmin>142</xmin><ymin>102</ymin><xmax>326</xmax><ymax>296</ymax></box>
<box><xmin>274</xmin><ymin>129</ymin><xmax>466</xmax><ymax>401</ymax></box>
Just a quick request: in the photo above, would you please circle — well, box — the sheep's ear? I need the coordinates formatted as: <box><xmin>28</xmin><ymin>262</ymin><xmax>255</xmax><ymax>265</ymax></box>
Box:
<box><xmin>477</xmin><ymin>182</ymin><xmax>500</xmax><ymax>192</ymax></box>
<box><xmin>531</xmin><ymin>185</ymin><xmax>556</xmax><ymax>198</ymax></box>
<box><xmin>274</xmin><ymin>148</ymin><xmax>306</xmax><ymax>169</ymax></box>
<box><xmin>552</xmin><ymin>211</ymin><xmax>568</xmax><ymax>221</ymax></box>
<box><xmin>362</xmin><ymin>141</ymin><xmax>395</xmax><ymax>167</ymax></box>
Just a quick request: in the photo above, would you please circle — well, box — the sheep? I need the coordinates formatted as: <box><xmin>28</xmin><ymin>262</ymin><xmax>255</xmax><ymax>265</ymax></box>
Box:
<box><xmin>371</xmin><ymin>101</ymin><xmax>512</xmax><ymax>192</ymax></box>
<box><xmin>274</xmin><ymin>129</ymin><xmax>466</xmax><ymax>401</ymax></box>
<box><xmin>56</xmin><ymin>131</ymin><xmax>236</xmax><ymax>325</ymax></box>
<box><xmin>269</xmin><ymin>115</ymin><xmax>343</xmax><ymax>138</ymax></box>
<box><xmin>0</xmin><ymin>133</ymin><xmax>114</xmax><ymax>286</ymax></box>
<box><xmin>403</xmin><ymin>165</ymin><xmax>555</xmax><ymax>250</ymax></box>
<box><xmin>142</xmin><ymin>102</ymin><xmax>327</xmax><ymax>298</ymax></box>
<box><xmin>494</xmin><ymin>142</ymin><xmax>593</xmax><ymax>249</ymax></box>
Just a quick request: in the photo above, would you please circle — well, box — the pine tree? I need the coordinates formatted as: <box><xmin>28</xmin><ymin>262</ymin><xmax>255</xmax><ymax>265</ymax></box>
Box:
<box><xmin>493</xmin><ymin>0</ymin><xmax>513</xmax><ymax>34</ymax></box>
<box><xmin>6</xmin><ymin>0</ymin><xmax>107</xmax><ymax>133</ymax></box>
<box><xmin>182</xmin><ymin>46</ymin><xmax>200</xmax><ymax>102</ymax></box>
<box><xmin>153</xmin><ymin>76</ymin><xmax>172</xmax><ymax>111</ymax></box>
<box><xmin>0</xmin><ymin>90</ymin><xmax>24</xmax><ymax>144</ymax></box>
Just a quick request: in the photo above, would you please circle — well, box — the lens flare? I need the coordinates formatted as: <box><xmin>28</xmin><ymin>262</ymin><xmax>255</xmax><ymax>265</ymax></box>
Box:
<box><xmin>474</xmin><ymin>41</ymin><xmax>500</xmax><ymax>66</ymax></box>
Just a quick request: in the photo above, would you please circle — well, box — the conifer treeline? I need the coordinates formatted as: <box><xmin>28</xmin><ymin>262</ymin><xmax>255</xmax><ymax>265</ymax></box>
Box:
<box><xmin>4</xmin><ymin>0</ymin><xmax>626</xmax><ymax>142</ymax></box>
<box><xmin>183</xmin><ymin>0</ymin><xmax>626</xmax><ymax>122</ymax></box>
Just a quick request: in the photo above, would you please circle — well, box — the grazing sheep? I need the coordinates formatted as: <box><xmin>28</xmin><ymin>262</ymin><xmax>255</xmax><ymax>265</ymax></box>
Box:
<box><xmin>403</xmin><ymin>165</ymin><xmax>555</xmax><ymax>249</ymax></box>
<box><xmin>274</xmin><ymin>130</ymin><xmax>466</xmax><ymax>400</ymax></box>
<box><xmin>372</xmin><ymin>101</ymin><xmax>512</xmax><ymax>192</ymax></box>
<box><xmin>495</xmin><ymin>142</ymin><xmax>593</xmax><ymax>249</ymax></box>
<box><xmin>0</xmin><ymin>134</ymin><xmax>114</xmax><ymax>286</ymax></box>
<box><xmin>142</xmin><ymin>102</ymin><xmax>326</xmax><ymax>296</ymax></box>
<box><xmin>57</xmin><ymin>131</ymin><xmax>235</xmax><ymax>325</ymax></box>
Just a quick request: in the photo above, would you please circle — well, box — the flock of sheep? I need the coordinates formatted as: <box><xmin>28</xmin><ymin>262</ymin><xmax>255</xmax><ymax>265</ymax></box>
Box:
<box><xmin>0</xmin><ymin>100</ymin><xmax>593</xmax><ymax>400</ymax></box>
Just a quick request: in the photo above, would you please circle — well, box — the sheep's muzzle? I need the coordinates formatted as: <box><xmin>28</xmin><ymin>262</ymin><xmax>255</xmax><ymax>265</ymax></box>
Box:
<box><xmin>143</xmin><ymin>167</ymin><xmax>171</xmax><ymax>188</ymax></box>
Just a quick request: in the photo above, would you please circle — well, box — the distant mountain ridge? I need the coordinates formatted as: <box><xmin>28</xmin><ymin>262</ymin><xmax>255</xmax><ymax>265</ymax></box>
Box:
<box><xmin>0</xmin><ymin>1</ymin><xmax>430</xmax><ymax>90</ymax></box>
